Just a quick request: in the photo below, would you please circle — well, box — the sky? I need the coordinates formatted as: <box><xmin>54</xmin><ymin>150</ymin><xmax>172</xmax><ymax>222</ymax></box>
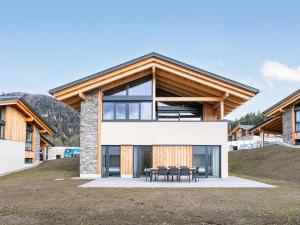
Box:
<box><xmin>0</xmin><ymin>0</ymin><xmax>300</xmax><ymax>120</ymax></box>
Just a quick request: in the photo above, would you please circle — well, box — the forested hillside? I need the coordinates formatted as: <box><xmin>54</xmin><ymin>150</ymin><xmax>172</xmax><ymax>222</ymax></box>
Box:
<box><xmin>229</xmin><ymin>111</ymin><xmax>268</xmax><ymax>132</ymax></box>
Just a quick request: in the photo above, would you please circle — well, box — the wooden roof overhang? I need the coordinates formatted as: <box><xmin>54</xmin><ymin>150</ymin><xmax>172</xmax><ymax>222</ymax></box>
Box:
<box><xmin>0</xmin><ymin>97</ymin><xmax>55</xmax><ymax>136</ymax></box>
<box><xmin>49</xmin><ymin>53</ymin><xmax>259</xmax><ymax>116</ymax></box>
<box><xmin>40</xmin><ymin>135</ymin><xmax>55</xmax><ymax>147</ymax></box>
<box><xmin>249</xmin><ymin>116</ymin><xmax>283</xmax><ymax>135</ymax></box>
<box><xmin>264</xmin><ymin>89</ymin><xmax>300</xmax><ymax>117</ymax></box>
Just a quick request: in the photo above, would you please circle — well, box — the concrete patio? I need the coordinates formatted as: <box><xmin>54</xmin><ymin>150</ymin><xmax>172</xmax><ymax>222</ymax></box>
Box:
<box><xmin>79</xmin><ymin>176</ymin><xmax>275</xmax><ymax>188</ymax></box>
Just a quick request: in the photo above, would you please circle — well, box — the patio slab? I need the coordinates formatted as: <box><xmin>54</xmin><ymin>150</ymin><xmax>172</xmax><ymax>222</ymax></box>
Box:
<box><xmin>79</xmin><ymin>176</ymin><xmax>275</xmax><ymax>188</ymax></box>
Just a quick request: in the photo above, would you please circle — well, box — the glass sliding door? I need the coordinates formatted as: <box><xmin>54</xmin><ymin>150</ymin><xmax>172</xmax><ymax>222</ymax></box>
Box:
<box><xmin>193</xmin><ymin>146</ymin><xmax>221</xmax><ymax>178</ymax></box>
<box><xmin>102</xmin><ymin>146</ymin><xmax>120</xmax><ymax>177</ymax></box>
<box><xmin>133</xmin><ymin>146</ymin><xmax>152</xmax><ymax>178</ymax></box>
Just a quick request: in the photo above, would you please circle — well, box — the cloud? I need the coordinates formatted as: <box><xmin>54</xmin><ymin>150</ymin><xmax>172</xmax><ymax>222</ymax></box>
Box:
<box><xmin>261</xmin><ymin>60</ymin><xmax>300</xmax><ymax>81</ymax></box>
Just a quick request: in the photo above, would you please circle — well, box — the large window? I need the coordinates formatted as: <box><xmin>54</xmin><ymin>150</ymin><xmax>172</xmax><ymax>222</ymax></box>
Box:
<box><xmin>103</xmin><ymin>76</ymin><xmax>153</xmax><ymax>121</ymax></box>
<box><xmin>0</xmin><ymin>106</ymin><xmax>5</xmax><ymax>139</ymax></box>
<box><xmin>104</xmin><ymin>76</ymin><xmax>152</xmax><ymax>97</ymax></box>
<box><xmin>25</xmin><ymin>124</ymin><xmax>33</xmax><ymax>151</ymax></box>
<box><xmin>102</xmin><ymin>146</ymin><xmax>120</xmax><ymax>177</ymax></box>
<box><xmin>193</xmin><ymin>146</ymin><xmax>220</xmax><ymax>178</ymax></box>
<box><xmin>295</xmin><ymin>105</ymin><xmax>300</xmax><ymax>132</ymax></box>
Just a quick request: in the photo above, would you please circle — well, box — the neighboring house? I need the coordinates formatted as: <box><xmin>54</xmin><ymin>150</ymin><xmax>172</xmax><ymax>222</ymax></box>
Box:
<box><xmin>40</xmin><ymin>134</ymin><xmax>55</xmax><ymax>160</ymax></box>
<box><xmin>228</xmin><ymin>124</ymin><xmax>259</xmax><ymax>150</ymax></box>
<box><xmin>0</xmin><ymin>96</ymin><xmax>55</xmax><ymax>174</ymax></box>
<box><xmin>250</xmin><ymin>89</ymin><xmax>300</xmax><ymax>146</ymax></box>
<box><xmin>49</xmin><ymin>52</ymin><xmax>258</xmax><ymax>178</ymax></box>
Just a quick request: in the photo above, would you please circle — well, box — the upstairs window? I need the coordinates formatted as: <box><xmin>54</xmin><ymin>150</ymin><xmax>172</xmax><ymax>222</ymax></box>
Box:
<box><xmin>0</xmin><ymin>106</ymin><xmax>4</xmax><ymax>139</ymax></box>
<box><xmin>104</xmin><ymin>76</ymin><xmax>152</xmax><ymax>97</ymax></box>
<box><xmin>295</xmin><ymin>105</ymin><xmax>300</xmax><ymax>132</ymax></box>
<box><xmin>25</xmin><ymin>124</ymin><xmax>33</xmax><ymax>151</ymax></box>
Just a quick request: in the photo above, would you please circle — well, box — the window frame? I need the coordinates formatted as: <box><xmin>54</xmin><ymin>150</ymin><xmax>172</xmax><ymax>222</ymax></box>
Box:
<box><xmin>25</xmin><ymin>123</ymin><xmax>33</xmax><ymax>151</ymax></box>
<box><xmin>295</xmin><ymin>105</ymin><xmax>300</xmax><ymax>132</ymax></box>
<box><xmin>102</xmin><ymin>101</ymin><xmax>153</xmax><ymax>121</ymax></box>
<box><xmin>0</xmin><ymin>106</ymin><xmax>5</xmax><ymax>139</ymax></box>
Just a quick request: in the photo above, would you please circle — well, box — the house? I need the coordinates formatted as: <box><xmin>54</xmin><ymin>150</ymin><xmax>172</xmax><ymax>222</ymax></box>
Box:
<box><xmin>49</xmin><ymin>52</ymin><xmax>258</xmax><ymax>178</ymax></box>
<box><xmin>0</xmin><ymin>96</ymin><xmax>55</xmax><ymax>174</ymax></box>
<box><xmin>228</xmin><ymin>124</ymin><xmax>259</xmax><ymax>150</ymax></box>
<box><xmin>250</xmin><ymin>89</ymin><xmax>300</xmax><ymax>146</ymax></box>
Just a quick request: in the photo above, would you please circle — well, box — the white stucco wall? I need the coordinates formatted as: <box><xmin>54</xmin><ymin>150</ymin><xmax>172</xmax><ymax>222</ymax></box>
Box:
<box><xmin>102</xmin><ymin>122</ymin><xmax>228</xmax><ymax>177</ymax></box>
<box><xmin>0</xmin><ymin>139</ymin><xmax>27</xmax><ymax>175</ymax></box>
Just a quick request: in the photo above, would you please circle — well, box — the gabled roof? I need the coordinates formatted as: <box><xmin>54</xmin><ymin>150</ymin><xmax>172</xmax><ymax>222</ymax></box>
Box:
<box><xmin>0</xmin><ymin>96</ymin><xmax>55</xmax><ymax>135</ymax></box>
<box><xmin>229</xmin><ymin>124</ymin><xmax>255</xmax><ymax>136</ymax></box>
<box><xmin>264</xmin><ymin>89</ymin><xmax>300</xmax><ymax>116</ymax></box>
<box><xmin>49</xmin><ymin>52</ymin><xmax>259</xmax><ymax>95</ymax></box>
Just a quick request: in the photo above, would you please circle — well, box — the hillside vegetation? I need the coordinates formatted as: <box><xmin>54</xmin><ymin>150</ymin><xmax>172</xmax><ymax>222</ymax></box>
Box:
<box><xmin>229</xmin><ymin>145</ymin><xmax>300</xmax><ymax>183</ymax></box>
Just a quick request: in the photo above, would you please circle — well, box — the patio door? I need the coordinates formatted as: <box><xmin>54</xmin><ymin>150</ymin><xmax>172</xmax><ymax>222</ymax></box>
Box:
<box><xmin>192</xmin><ymin>146</ymin><xmax>221</xmax><ymax>178</ymax></box>
<box><xmin>102</xmin><ymin>146</ymin><xmax>120</xmax><ymax>177</ymax></box>
<box><xmin>133</xmin><ymin>146</ymin><xmax>152</xmax><ymax>178</ymax></box>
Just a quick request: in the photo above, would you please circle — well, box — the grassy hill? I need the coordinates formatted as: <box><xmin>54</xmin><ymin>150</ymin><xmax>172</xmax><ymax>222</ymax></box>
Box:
<box><xmin>229</xmin><ymin>145</ymin><xmax>300</xmax><ymax>183</ymax></box>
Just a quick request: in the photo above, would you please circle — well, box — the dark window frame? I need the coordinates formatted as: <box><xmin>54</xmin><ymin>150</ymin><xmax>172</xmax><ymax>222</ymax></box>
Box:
<box><xmin>0</xmin><ymin>106</ymin><xmax>5</xmax><ymax>139</ymax></box>
<box><xmin>25</xmin><ymin>158</ymin><xmax>33</xmax><ymax>164</ymax></box>
<box><xmin>295</xmin><ymin>105</ymin><xmax>300</xmax><ymax>132</ymax></box>
<box><xmin>25</xmin><ymin>123</ymin><xmax>33</xmax><ymax>151</ymax></box>
<box><xmin>102</xmin><ymin>101</ymin><xmax>153</xmax><ymax>121</ymax></box>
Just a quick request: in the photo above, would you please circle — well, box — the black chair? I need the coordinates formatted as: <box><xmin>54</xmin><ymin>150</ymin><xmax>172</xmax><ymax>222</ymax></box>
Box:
<box><xmin>192</xmin><ymin>166</ymin><xmax>200</xmax><ymax>182</ymax></box>
<box><xmin>156</xmin><ymin>166</ymin><xmax>168</xmax><ymax>181</ymax></box>
<box><xmin>179</xmin><ymin>166</ymin><xmax>191</xmax><ymax>182</ymax></box>
<box><xmin>168</xmin><ymin>166</ymin><xmax>178</xmax><ymax>182</ymax></box>
<box><xmin>144</xmin><ymin>168</ymin><xmax>151</xmax><ymax>182</ymax></box>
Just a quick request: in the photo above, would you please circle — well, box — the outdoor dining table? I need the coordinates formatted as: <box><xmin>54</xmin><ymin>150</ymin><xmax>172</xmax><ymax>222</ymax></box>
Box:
<box><xmin>148</xmin><ymin>167</ymin><xmax>196</xmax><ymax>182</ymax></box>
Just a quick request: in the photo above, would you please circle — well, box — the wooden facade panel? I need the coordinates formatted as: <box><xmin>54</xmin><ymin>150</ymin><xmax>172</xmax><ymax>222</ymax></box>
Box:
<box><xmin>152</xmin><ymin>146</ymin><xmax>192</xmax><ymax>168</ymax></box>
<box><xmin>120</xmin><ymin>145</ymin><xmax>133</xmax><ymax>175</ymax></box>
<box><xmin>4</xmin><ymin>105</ymin><xmax>26</xmax><ymax>142</ymax></box>
<box><xmin>203</xmin><ymin>103</ymin><xmax>217</xmax><ymax>121</ymax></box>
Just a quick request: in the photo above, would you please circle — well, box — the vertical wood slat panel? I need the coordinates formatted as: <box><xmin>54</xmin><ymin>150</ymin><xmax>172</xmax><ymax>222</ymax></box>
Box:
<box><xmin>121</xmin><ymin>145</ymin><xmax>133</xmax><ymax>175</ymax></box>
<box><xmin>4</xmin><ymin>105</ymin><xmax>26</xmax><ymax>142</ymax></box>
<box><xmin>152</xmin><ymin>146</ymin><xmax>192</xmax><ymax>168</ymax></box>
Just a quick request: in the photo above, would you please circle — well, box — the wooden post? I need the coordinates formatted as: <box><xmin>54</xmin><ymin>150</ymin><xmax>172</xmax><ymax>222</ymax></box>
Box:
<box><xmin>220</xmin><ymin>101</ymin><xmax>224</xmax><ymax>120</ymax></box>
<box><xmin>152</xmin><ymin>66</ymin><xmax>156</xmax><ymax>120</ymax></box>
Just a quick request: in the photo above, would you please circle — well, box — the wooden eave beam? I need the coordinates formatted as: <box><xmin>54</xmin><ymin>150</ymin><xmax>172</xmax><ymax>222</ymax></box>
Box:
<box><xmin>25</xmin><ymin>117</ymin><xmax>34</xmax><ymax>122</ymax></box>
<box><xmin>78</xmin><ymin>92</ymin><xmax>88</xmax><ymax>101</ymax></box>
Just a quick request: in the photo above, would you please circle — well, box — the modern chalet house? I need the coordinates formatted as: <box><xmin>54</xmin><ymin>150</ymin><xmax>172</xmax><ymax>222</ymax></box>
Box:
<box><xmin>250</xmin><ymin>89</ymin><xmax>300</xmax><ymax>146</ymax></box>
<box><xmin>0</xmin><ymin>96</ymin><xmax>55</xmax><ymax>174</ymax></box>
<box><xmin>50</xmin><ymin>53</ymin><xmax>258</xmax><ymax>178</ymax></box>
<box><xmin>228</xmin><ymin>124</ymin><xmax>257</xmax><ymax>150</ymax></box>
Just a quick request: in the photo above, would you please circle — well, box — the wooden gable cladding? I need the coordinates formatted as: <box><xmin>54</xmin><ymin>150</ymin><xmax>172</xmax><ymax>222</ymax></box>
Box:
<box><xmin>51</xmin><ymin>54</ymin><xmax>258</xmax><ymax>115</ymax></box>
<box><xmin>152</xmin><ymin>146</ymin><xmax>193</xmax><ymax>168</ymax></box>
<box><xmin>251</xmin><ymin>116</ymin><xmax>283</xmax><ymax>135</ymax></box>
<box><xmin>4</xmin><ymin>105</ymin><xmax>27</xmax><ymax>142</ymax></box>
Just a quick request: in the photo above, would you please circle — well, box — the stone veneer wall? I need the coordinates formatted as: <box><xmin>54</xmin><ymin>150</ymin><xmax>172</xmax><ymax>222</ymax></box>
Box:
<box><xmin>34</xmin><ymin>126</ymin><xmax>40</xmax><ymax>162</ymax></box>
<box><xmin>282</xmin><ymin>106</ymin><xmax>293</xmax><ymax>144</ymax></box>
<box><xmin>80</xmin><ymin>90</ymin><xmax>99</xmax><ymax>175</ymax></box>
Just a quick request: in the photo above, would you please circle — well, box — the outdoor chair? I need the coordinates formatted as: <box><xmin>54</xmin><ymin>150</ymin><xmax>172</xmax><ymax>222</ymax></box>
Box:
<box><xmin>156</xmin><ymin>166</ymin><xmax>168</xmax><ymax>181</ymax></box>
<box><xmin>168</xmin><ymin>166</ymin><xmax>178</xmax><ymax>182</ymax></box>
<box><xmin>179</xmin><ymin>166</ymin><xmax>191</xmax><ymax>182</ymax></box>
<box><xmin>144</xmin><ymin>168</ymin><xmax>151</xmax><ymax>182</ymax></box>
<box><xmin>192</xmin><ymin>166</ymin><xmax>201</xmax><ymax>182</ymax></box>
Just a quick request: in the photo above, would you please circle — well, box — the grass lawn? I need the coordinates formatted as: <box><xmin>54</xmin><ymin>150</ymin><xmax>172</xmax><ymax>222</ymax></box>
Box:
<box><xmin>1</xmin><ymin>146</ymin><xmax>300</xmax><ymax>225</ymax></box>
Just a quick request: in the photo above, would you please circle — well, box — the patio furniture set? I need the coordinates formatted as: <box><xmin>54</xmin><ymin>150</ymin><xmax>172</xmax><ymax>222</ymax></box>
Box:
<box><xmin>144</xmin><ymin>166</ymin><xmax>203</xmax><ymax>182</ymax></box>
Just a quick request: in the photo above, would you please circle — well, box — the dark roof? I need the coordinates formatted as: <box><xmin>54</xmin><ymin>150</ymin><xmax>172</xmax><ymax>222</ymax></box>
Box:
<box><xmin>239</xmin><ymin>124</ymin><xmax>255</xmax><ymax>130</ymax></box>
<box><xmin>0</xmin><ymin>96</ymin><xmax>56</xmax><ymax>134</ymax></box>
<box><xmin>49</xmin><ymin>52</ymin><xmax>259</xmax><ymax>95</ymax></box>
<box><xmin>40</xmin><ymin>134</ymin><xmax>55</xmax><ymax>147</ymax></box>
<box><xmin>264</xmin><ymin>89</ymin><xmax>300</xmax><ymax>114</ymax></box>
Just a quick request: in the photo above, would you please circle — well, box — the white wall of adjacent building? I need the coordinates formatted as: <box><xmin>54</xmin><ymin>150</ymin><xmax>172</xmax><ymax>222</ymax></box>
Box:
<box><xmin>102</xmin><ymin>121</ymin><xmax>228</xmax><ymax>178</ymax></box>
<box><xmin>0</xmin><ymin>139</ymin><xmax>29</xmax><ymax>175</ymax></box>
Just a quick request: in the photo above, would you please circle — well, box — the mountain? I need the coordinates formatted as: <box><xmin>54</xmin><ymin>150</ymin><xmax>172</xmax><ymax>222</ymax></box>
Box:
<box><xmin>2</xmin><ymin>92</ymin><xmax>80</xmax><ymax>146</ymax></box>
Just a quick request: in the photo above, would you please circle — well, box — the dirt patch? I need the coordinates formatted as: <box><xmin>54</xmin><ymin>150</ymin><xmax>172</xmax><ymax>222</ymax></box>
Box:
<box><xmin>0</xmin><ymin>154</ymin><xmax>300</xmax><ymax>225</ymax></box>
